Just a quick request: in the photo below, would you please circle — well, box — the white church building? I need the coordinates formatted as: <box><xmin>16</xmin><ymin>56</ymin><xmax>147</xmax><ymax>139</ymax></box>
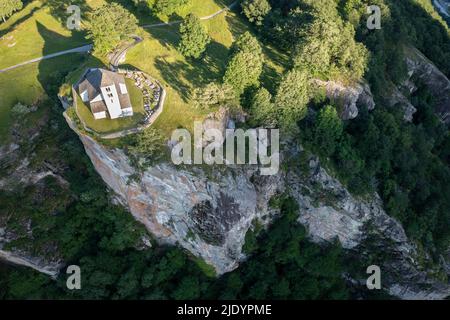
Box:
<box><xmin>76</xmin><ymin>68</ymin><xmax>133</xmax><ymax>120</ymax></box>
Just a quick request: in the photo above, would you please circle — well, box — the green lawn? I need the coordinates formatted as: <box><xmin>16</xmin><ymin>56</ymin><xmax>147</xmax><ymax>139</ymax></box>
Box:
<box><xmin>0</xmin><ymin>54</ymin><xmax>87</xmax><ymax>143</ymax></box>
<box><xmin>125</xmin><ymin>5</ymin><xmax>238</xmax><ymax>136</ymax></box>
<box><xmin>110</xmin><ymin>0</ymin><xmax>236</xmax><ymax>25</ymax></box>
<box><xmin>125</xmin><ymin>3</ymin><xmax>286</xmax><ymax>137</ymax></box>
<box><xmin>75</xmin><ymin>78</ymin><xmax>145</xmax><ymax>134</ymax></box>
<box><xmin>0</xmin><ymin>0</ymin><xmax>91</xmax><ymax>143</ymax></box>
<box><xmin>59</xmin><ymin>0</ymin><xmax>246</xmax><ymax>138</ymax></box>
<box><xmin>0</xmin><ymin>1</ymin><xmax>87</xmax><ymax>70</ymax></box>
<box><xmin>0</xmin><ymin>0</ymin><xmax>286</xmax><ymax>143</ymax></box>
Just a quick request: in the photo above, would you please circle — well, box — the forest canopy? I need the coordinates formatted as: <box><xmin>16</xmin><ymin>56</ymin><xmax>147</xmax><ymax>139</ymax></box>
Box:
<box><xmin>1</xmin><ymin>0</ymin><xmax>449</xmax><ymax>301</ymax></box>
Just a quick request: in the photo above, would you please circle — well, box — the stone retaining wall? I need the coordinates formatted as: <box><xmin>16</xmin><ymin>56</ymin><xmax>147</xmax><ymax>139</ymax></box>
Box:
<box><xmin>70</xmin><ymin>70</ymin><xmax>166</xmax><ymax>140</ymax></box>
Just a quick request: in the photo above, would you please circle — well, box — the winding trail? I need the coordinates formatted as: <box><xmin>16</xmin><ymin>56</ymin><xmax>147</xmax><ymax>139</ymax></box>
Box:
<box><xmin>0</xmin><ymin>1</ymin><xmax>238</xmax><ymax>74</ymax></box>
<box><xmin>142</xmin><ymin>1</ymin><xmax>238</xmax><ymax>28</ymax></box>
<box><xmin>109</xmin><ymin>35</ymin><xmax>143</xmax><ymax>71</ymax></box>
<box><xmin>0</xmin><ymin>44</ymin><xmax>93</xmax><ymax>73</ymax></box>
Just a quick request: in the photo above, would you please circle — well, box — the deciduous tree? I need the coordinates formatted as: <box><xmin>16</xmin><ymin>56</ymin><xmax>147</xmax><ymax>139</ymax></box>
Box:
<box><xmin>224</xmin><ymin>32</ymin><xmax>263</xmax><ymax>95</ymax></box>
<box><xmin>249</xmin><ymin>87</ymin><xmax>275</xmax><ymax>126</ymax></box>
<box><xmin>314</xmin><ymin>105</ymin><xmax>343</xmax><ymax>157</ymax></box>
<box><xmin>0</xmin><ymin>0</ymin><xmax>22</xmax><ymax>23</ymax></box>
<box><xmin>193</xmin><ymin>83</ymin><xmax>237</xmax><ymax>109</ymax></box>
<box><xmin>154</xmin><ymin>0</ymin><xmax>189</xmax><ymax>16</ymax></box>
<box><xmin>241</xmin><ymin>0</ymin><xmax>271</xmax><ymax>26</ymax></box>
<box><xmin>86</xmin><ymin>3</ymin><xmax>138</xmax><ymax>54</ymax></box>
<box><xmin>178</xmin><ymin>13</ymin><xmax>210</xmax><ymax>59</ymax></box>
<box><xmin>274</xmin><ymin>69</ymin><xmax>310</xmax><ymax>126</ymax></box>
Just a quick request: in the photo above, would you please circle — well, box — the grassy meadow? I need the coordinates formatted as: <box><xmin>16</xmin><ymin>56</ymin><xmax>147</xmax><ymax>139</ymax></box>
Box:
<box><xmin>0</xmin><ymin>0</ymin><xmax>286</xmax><ymax>142</ymax></box>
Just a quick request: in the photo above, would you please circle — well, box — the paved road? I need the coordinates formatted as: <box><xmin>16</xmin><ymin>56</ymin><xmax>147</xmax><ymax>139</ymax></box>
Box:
<box><xmin>0</xmin><ymin>1</ymin><xmax>238</xmax><ymax>74</ymax></box>
<box><xmin>141</xmin><ymin>1</ymin><xmax>238</xmax><ymax>28</ymax></box>
<box><xmin>109</xmin><ymin>36</ymin><xmax>143</xmax><ymax>70</ymax></box>
<box><xmin>0</xmin><ymin>44</ymin><xmax>93</xmax><ymax>73</ymax></box>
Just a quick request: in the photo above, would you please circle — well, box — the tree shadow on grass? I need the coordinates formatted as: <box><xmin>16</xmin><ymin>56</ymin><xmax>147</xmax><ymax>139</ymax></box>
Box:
<box><xmin>261</xmin><ymin>64</ymin><xmax>282</xmax><ymax>94</ymax></box>
<box><xmin>202</xmin><ymin>39</ymin><xmax>229</xmax><ymax>76</ymax></box>
<box><xmin>223</xmin><ymin>2</ymin><xmax>249</xmax><ymax>39</ymax></box>
<box><xmin>121</xmin><ymin>36</ymin><xmax>229</xmax><ymax>102</ymax></box>
<box><xmin>0</xmin><ymin>4</ymin><xmax>41</xmax><ymax>38</ymax></box>
<box><xmin>153</xmin><ymin>57</ymin><xmax>192</xmax><ymax>102</ymax></box>
<box><xmin>36</xmin><ymin>22</ymin><xmax>94</xmax><ymax>101</ymax></box>
<box><xmin>106</xmin><ymin>0</ymin><xmax>183</xmax><ymax>26</ymax></box>
<box><xmin>44</xmin><ymin>0</ymin><xmax>91</xmax><ymax>24</ymax></box>
<box><xmin>128</xmin><ymin>42</ymin><xmax>227</xmax><ymax>104</ymax></box>
<box><xmin>168</xmin><ymin>13</ymin><xmax>183</xmax><ymax>23</ymax></box>
<box><xmin>151</xmin><ymin>39</ymin><xmax>230</xmax><ymax>102</ymax></box>
<box><xmin>212</xmin><ymin>0</ymin><xmax>240</xmax><ymax>12</ymax></box>
<box><xmin>145</xmin><ymin>25</ymin><xmax>181</xmax><ymax>51</ymax></box>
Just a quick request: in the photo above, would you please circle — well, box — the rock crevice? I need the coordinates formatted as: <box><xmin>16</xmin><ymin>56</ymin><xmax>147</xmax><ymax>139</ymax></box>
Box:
<box><xmin>69</xmin><ymin>115</ymin><xmax>450</xmax><ymax>299</ymax></box>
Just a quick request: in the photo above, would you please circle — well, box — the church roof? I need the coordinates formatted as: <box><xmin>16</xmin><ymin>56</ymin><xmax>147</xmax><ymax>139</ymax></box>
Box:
<box><xmin>76</xmin><ymin>68</ymin><xmax>132</xmax><ymax>114</ymax></box>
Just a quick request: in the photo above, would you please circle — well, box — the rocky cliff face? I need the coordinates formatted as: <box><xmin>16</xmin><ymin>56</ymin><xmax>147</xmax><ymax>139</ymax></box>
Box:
<box><xmin>288</xmin><ymin>153</ymin><xmax>450</xmax><ymax>300</ymax></box>
<box><xmin>313</xmin><ymin>80</ymin><xmax>376</xmax><ymax>120</ymax></box>
<box><xmin>0</xmin><ymin>142</ymin><xmax>64</xmax><ymax>278</ymax></box>
<box><xmin>74</xmin><ymin>127</ymin><xmax>283</xmax><ymax>274</ymax></box>
<box><xmin>383</xmin><ymin>46</ymin><xmax>450</xmax><ymax>123</ymax></box>
<box><xmin>402</xmin><ymin>47</ymin><xmax>450</xmax><ymax>123</ymax></box>
<box><xmin>316</xmin><ymin>47</ymin><xmax>450</xmax><ymax>124</ymax></box>
<box><xmin>67</xmin><ymin>112</ymin><xmax>449</xmax><ymax>299</ymax></box>
<box><xmin>0</xmin><ymin>247</ymin><xmax>60</xmax><ymax>278</ymax></box>
<box><xmin>386</xmin><ymin>86</ymin><xmax>418</xmax><ymax>122</ymax></box>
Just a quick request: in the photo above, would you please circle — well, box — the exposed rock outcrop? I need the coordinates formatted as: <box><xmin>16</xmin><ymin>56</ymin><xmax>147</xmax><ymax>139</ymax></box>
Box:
<box><xmin>0</xmin><ymin>136</ymin><xmax>65</xmax><ymax>277</ymax></box>
<box><xmin>386</xmin><ymin>86</ymin><xmax>417</xmax><ymax>122</ymax></box>
<box><xmin>0</xmin><ymin>193</ymin><xmax>63</xmax><ymax>277</ymax></box>
<box><xmin>71</xmin><ymin>128</ymin><xmax>283</xmax><ymax>274</ymax></box>
<box><xmin>66</xmin><ymin>106</ymin><xmax>450</xmax><ymax>298</ymax></box>
<box><xmin>0</xmin><ymin>248</ymin><xmax>61</xmax><ymax>278</ymax></box>
<box><xmin>313</xmin><ymin>80</ymin><xmax>376</xmax><ymax>120</ymax></box>
<box><xmin>288</xmin><ymin>154</ymin><xmax>450</xmax><ymax>300</ymax></box>
<box><xmin>403</xmin><ymin>47</ymin><xmax>450</xmax><ymax>123</ymax></box>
